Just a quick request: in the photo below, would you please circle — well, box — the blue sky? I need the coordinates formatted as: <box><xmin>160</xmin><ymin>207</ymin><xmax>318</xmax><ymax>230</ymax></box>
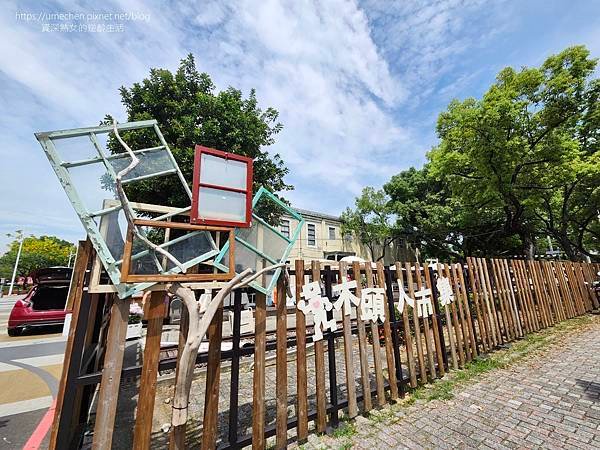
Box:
<box><xmin>1</xmin><ymin>0</ymin><xmax>600</xmax><ymax>252</ymax></box>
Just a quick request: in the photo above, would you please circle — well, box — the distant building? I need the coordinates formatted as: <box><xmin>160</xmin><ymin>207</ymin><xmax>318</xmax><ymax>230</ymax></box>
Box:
<box><xmin>280</xmin><ymin>208</ymin><xmax>413</xmax><ymax>263</ymax></box>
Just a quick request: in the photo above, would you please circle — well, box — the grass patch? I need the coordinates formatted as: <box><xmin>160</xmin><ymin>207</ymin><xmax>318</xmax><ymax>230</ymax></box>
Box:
<box><xmin>332</xmin><ymin>421</ymin><xmax>357</xmax><ymax>439</ymax></box>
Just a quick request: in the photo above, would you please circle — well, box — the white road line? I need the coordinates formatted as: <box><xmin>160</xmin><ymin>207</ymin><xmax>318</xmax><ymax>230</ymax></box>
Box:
<box><xmin>0</xmin><ymin>354</ymin><xmax>64</xmax><ymax>372</ymax></box>
<box><xmin>0</xmin><ymin>336</ymin><xmax>66</xmax><ymax>349</ymax></box>
<box><xmin>0</xmin><ymin>396</ymin><xmax>53</xmax><ymax>418</ymax></box>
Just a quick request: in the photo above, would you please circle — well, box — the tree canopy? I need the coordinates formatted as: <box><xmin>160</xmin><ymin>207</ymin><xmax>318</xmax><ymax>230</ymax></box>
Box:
<box><xmin>106</xmin><ymin>54</ymin><xmax>292</xmax><ymax>208</ymax></box>
<box><xmin>348</xmin><ymin>45</ymin><xmax>600</xmax><ymax>261</ymax></box>
<box><xmin>0</xmin><ymin>236</ymin><xmax>75</xmax><ymax>278</ymax></box>
<box><xmin>340</xmin><ymin>187</ymin><xmax>396</xmax><ymax>261</ymax></box>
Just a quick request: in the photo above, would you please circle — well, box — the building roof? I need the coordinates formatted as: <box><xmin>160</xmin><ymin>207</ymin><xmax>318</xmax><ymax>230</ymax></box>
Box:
<box><xmin>292</xmin><ymin>207</ymin><xmax>341</xmax><ymax>222</ymax></box>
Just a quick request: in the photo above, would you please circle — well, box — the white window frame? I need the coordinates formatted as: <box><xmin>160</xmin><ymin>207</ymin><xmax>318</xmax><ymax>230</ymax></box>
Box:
<box><xmin>328</xmin><ymin>226</ymin><xmax>336</xmax><ymax>240</ymax></box>
<box><xmin>280</xmin><ymin>218</ymin><xmax>290</xmax><ymax>239</ymax></box>
<box><xmin>306</xmin><ymin>222</ymin><xmax>317</xmax><ymax>247</ymax></box>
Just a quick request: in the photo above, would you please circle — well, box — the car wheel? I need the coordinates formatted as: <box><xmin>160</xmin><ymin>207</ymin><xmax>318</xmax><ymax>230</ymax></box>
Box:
<box><xmin>7</xmin><ymin>328</ymin><xmax>20</xmax><ymax>337</ymax></box>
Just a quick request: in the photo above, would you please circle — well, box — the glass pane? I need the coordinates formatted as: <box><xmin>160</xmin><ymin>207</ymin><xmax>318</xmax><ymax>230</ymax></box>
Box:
<box><xmin>200</xmin><ymin>153</ymin><xmax>247</xmax><ymax>190</ymax></box>
<box><xmin>197</xmin><ymin>187</ymin><xmax>246</xmax><ymax>222</ymax></box>
<box><xmin>109</xmin><ymin>149</ymin><xmax>175</xmax><ymax>181</ymax></box>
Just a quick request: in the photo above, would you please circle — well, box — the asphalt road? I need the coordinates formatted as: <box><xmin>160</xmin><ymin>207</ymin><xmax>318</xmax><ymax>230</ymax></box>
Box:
<box><xmin>0</xmin><ymin>296</ymin><xmax>66</xmax><ymax>449</ymax></box>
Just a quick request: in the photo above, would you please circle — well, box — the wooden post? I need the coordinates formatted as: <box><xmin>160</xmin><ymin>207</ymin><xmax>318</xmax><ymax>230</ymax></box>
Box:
<box><xmin>502</xmin><ymin>259</ymin><xmax>523</xmax><ymax>338</ymax></box>
<box><xmin>424</xmin><ymin>264</ymin><xmax>445</xmax><ymax>376</ymax></box>
<box><xmin>133</xmin><ymin>291</ymin><xmax>166</xmax><ymax>450</ymax></box>
<box><xmin>201</xmin><ymin>302</ymin><xmax>224</xmax><ymax>449</ymax></box>
<box><xmin>92</xmin><ymin>296</ymin><xmax>129</xmax><ymax>450</ymax></box>
<box><xmin>352</xmin><ymin>261</ymin><xmax>373</xmax><ymax>410</ymax></box>
<box><xmin>50</xmin><ymin>240</ymin><xmax>92</xmax><ymax>450</ymax></box>
<box><xmin>252</xmin><ymin>292</ymin><xmax>267</xmax><ymax>450</ymax></box>
<box><xmin>275</xmin><ymin>276</ymin><xmax>288</xmax><ymax>449</ymax></box>
<box><xmin>364</xmin><ymin>263</ymin><xmax>386</xmax><ymax>404</ymax></box>
<box><xmin>467</xmin><ymin>257</ymin><xmax>490</xmax><ymax>351</ymax></box>
<box><xmin>294</xmin><ymin>260</ymin><xmax>309</xmax><ymax>440</ymax></box>
<box><xmin>405</xmin><ymin>262</ymin><xmax>428</xmax><ymax>383</ymax></box>
<box><xmin>311</xmin><ymin>261</ymin><xmax>327</xmax><ymax>433</ymax></box>
<box><xmin>414</xmin><ymin>262</ymin><xmax>436</xmax><ymax>379</ymax></box>
<box><xmin>396</xmin><ymin>263</ymin><xmax>417</xmax><ymax>387</ymax></box>
<box><xmin>443</xmin><ymin>264</ymin><xmax>464</xmax><ymax>367</ymax></box>
<box><xmin>170</xmin><ymin>298</ymin><xmax>189</xmax><ymax>450</ymax></box>
<box><xmin>456</xmin><ymin>263</ymin><xmax>478</xmax><ymax>357</ymax></box>
<box><xmin>339</xmin><ymin>262</ymin><xmax>359</xmax><ymax>415</ymax></box>
<box><xmin>376</xmin><ymin>262</ymin><xmax>398</xmax><ymax>400</ymax></box>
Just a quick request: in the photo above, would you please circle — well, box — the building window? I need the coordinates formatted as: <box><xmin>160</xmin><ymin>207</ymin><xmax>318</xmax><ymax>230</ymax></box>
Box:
<box><xmin>280</xmin><ymin>219</ymin><xmax>290</xmax><ymax>238</ymax></box>
<box><xmin>307</xmin><ymin>223</ymin><xmax>316</xmax><ymax>247</ymax></box>
<box><xmin>328</xmin><ymin>226</ymin><xmax>336</xmax><ymax>240</ymax></box>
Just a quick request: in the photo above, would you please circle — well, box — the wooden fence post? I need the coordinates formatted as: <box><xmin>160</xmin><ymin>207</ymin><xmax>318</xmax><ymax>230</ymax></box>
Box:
<box><xmin>252</xmin><ymin>292</ymin><xmax>267</xmax><ymax>450</ymax></box>
<box><xmin>133</xmin><ymin>291</ymin><xmax>166</xmax><ymax>450</ymax></box>
<box><xmin>275</xmin><ymin>276</ymin><xmax>288</xmax><ymax>449</ymax></box>
<box><xmin>376</xmin><ymin>262</ymin><xmax>399</xmax><ymax>400</ymax></box>
<box><xmin>294</xmin><ymin>260</ymin><xmax>309</xmax><ymax>439</ymax></box>
<box><xmin>352</xmin><ymin>262</ymin><xmax>373</xmax><ymax>408</ymax></box>
<box><xmin>92</xmin><ymin>295</ymin><xmax>129</xmax><ymax>450</ymax></box>
<box><xmin>311</xmin><ymin>261</ymin><xmax>327</xmax><ymax>433</ymax></box>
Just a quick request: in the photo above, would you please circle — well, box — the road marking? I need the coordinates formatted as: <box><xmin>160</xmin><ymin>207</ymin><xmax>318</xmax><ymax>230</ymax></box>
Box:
<box><xmin>0</xmin><ymin>354</ymin><xmax>64</xmax><ymax>372</ymax></box>
<box><xmin>23</xmin><ymin>398</ymin><xmax>56</xmax><ymax>450</ymax></box>
<box><xmin>0</xmin><ymin>396</ymin><xmax>53</xmax><ymax>418</ymax></box>
<box><xmin>0</xmin><ymin>335</ymin><xmax>66</xmax><ymax>348</ymax></box>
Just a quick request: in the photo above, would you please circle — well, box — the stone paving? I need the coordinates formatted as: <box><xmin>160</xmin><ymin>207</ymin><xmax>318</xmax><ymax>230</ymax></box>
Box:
<box><xmin>302</xmin><ymin>315</ymin><xmax>600</xmax><ymax>450</ymax></box>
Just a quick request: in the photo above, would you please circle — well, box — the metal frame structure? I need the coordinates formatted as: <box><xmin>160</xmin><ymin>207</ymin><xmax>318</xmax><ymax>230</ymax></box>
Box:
<box><xmin>213</xmin><ymin>186</ymin><xmax>304</xmax><ymax>295</ymax></box>
<box><xmin>191</xmin><ymin>145</ymin><xmax>254</xmax><ymax>228</ymax></box>
<box><xmin>35</xmin><ymin>119</ymin><xmax>219</xmax><ymax>298</ymax></box>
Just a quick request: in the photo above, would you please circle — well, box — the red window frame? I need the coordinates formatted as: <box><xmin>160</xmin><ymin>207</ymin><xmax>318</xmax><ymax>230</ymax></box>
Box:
<box><xmin>190</xmin><ymin>145</ymin><xmax>253</xmax><ymax>228</ymax></box>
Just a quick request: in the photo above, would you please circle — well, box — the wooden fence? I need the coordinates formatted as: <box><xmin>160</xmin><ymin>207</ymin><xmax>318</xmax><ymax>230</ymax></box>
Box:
<box><xmin>51</xmin><ymin>252</ymin><xmax>600</xmax><ymax>449</ymax></box>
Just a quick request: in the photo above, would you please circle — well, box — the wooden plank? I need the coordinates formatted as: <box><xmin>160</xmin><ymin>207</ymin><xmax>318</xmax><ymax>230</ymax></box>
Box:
<box><xmin>450</xmin><ymin>263</ymin><xmax>471</xmax><ymax>362</ymax></box>
<box><xmin>582</xmin><ymin>263</ymin><xmax>600</xmax><ymax>309</ymax></box>
<box><xmin>295</xmin><ymin>260</ymin><xmax>309</xmax><ymax>439</ymax></box>
<box><xmin>252</xmin><ymin>292</ymin><xmax>267</xmax><ymax>450</ymax></box>
<box><xmin>516</xmin><ymin>260</ymin><xmax>538</xmax><ymax>331</ymax></box>
<box><xmin>553</xmin><ymin>262</ymin><xmax>574</xmax><ymax>319</ymax></box>
<box><xmin>467</xmin><ymin>257</ymin><xmax>489</xmax><ymax>351</ymax></box>
<box><xmin>201</xmin><ymin>302</ymin><xmax>224</xmax><ymax>449</ymax></box>
<box><xmin>482</xmin><ymin>258</ymin><xmax>504</xmax><ymax>343</ymax></box>
<box><xmin>437</xmin><ymin>264</ymin><xmax>459</xmax><ymax>369</ymax></box>
<box><xmin>424</xmin><ymin>264</ymin><xmax>445</xmax><ymax>376</ymax></box>
<box><xmin>92</xmin><ymin>296</ymin><xmax>129</xmax><ymax>450</ymax></box>
<box><xmin>477</xmin><ymin>258</ymin><xmax>499</xmax><ymax>346</ymax></box>
<box><xmin>50</xmin><ymin>239</ymin><xmax>92</xmax><ymax>450</ymax></box>
<box><xmin>574</xmin><ymin>263</ymin><xmax>593</xmax><ymax>312</ymax></box>
<box><xmin>170</xmin><ymin>298</ymin><xmax>189</xmax><ymax>450</ymax></box>
<box><xmin>339</xmin><ymin>261</ymin><xmax>359</xmax><ymax>415</ymax></box>
<box><xmin>543</xmin><ymin>261</ymin><xmax>565</xmax><ymax>322</ymax></box>
<box><xmin>491</xmin><ymin>259</ymin><xmax>511</xmax><ymax>341</ymax></box>
<box><xmin>443</xmin><ymin>264</ymin><xmax>464</xmax><ymax>367</ymax></box>
<box><xmin>414</xmin><ymin>262</ymin><xmax>437</xmax><ymax>379</ymax></box>
<box><xmin>275</xmin><ymin>276</ymin><xmax>288</xmax><ymax>449</ymax></box>
<box><xmin>502</xmin><ymin>259</ymin><xmax>523</xmax><ymax>338</ymax></box>
<box><xmin>530</xmin><ymin>261</ymin><xmax>551</xmax><ymax>327</ymax></box>
<box><xmin>133</xmin><ymin>291</ymin><xmax>166</xmax><ymax>450</ymax></box>
<box><xmin>396</xmin><ymin>263</ymin><xmax>418</xmax><ymax>387</ymax></box>
<box><xmin>405</xmin><ymin>262</ymin><xmax>428</xmax><ymax>384</ymax></box>
<box><xmin>364</xmin><ymin>262</ymin><xmax>386</xmax><ymax>404</ymax></box>
<box><xmin>353</xmin><ymin>262</ymin><xmax>373</xmax><ymax>409</ymax></box>
<box><xmin>564</xmin><ymin>262</ymin><xmax>584</xmax><ymax>316</ymax></box>
<box><xmin>376</xmin><ymin>262</ymin><xmax>398</xmax><ymax>400</ymax></box>
<box><xmin>311</xmin><ymin>261</ymin><xmax>327</xmax><ymax>433</ymax></box>
<box><xmin>491</xmin><ymin>259</ymin><xmax>512</xmax><ymax>341</ymax></box>
<box><xmin>455</xmin><ymin>263</ymin><xmax>478</xmax><ymax>358</ymax></box>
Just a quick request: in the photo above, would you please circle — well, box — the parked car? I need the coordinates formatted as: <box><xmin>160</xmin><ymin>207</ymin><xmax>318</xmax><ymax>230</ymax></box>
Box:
<box><xmin>7</xmin><ymin>267</ymin><xmax>72</xmax><ymax>336</ymax></box>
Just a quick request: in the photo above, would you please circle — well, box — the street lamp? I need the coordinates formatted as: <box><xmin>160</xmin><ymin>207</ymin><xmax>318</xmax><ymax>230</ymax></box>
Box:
<box><xmin>7</xmin><ymin>230</ymin><xmax>24</xmax><ymax>296</ymax></box>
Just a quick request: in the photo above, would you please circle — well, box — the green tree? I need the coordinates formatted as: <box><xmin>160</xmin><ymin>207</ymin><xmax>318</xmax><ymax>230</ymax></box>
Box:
<box><xmin>105</xmin><ymin>54</ymin><xmax>292</xmax><ymax>209</ymax></box>
<box><xmin>0</xmin><ymin>236</ymin><xmax>75</xmax><ymax>278</ymax></box>
<box><xmin>340</xmin><ymin>187</ymin><xmax>396</xmax><ymax>261</ymax></box>
<box><xmin>428</xmin><ymin>45</ymin><xmax>600</xmax><ymax>259</ymax></box>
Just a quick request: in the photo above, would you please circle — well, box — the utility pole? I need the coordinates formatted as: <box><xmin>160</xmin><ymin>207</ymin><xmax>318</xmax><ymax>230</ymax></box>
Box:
<box><xmin>67</xmin><ymin>247</ymin><xmax>75</xmax><ymax>267</ymax></box>
<box><xmin>8</xmin><ymin>230</ymin><xmax>24</xmax><ymax>296</ymax></box>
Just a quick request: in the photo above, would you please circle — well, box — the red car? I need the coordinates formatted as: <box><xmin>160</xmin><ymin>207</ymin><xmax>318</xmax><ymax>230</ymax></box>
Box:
<box><xmin>8</xmin><ymin>267</ymin><xmax>72</xmax><ymax>336</ymax></box>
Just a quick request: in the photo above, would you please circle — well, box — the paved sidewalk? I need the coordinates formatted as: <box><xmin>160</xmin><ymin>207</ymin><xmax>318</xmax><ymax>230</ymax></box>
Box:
<box><xmin>304</xmin><ymin>316</ymin><xmax>600</xmax><ymax>450</ymax></box>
